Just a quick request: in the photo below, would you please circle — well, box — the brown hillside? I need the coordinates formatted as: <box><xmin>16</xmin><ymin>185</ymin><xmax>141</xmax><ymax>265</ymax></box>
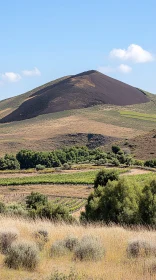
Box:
<box><xmin>120</xmin><ymin>129</ymin><xmax>156</xmax><ymax>160</ymax></box>
<box><xmin>0</xmin><ymin>70</ymin><xmax>149</xmax><ymax>123</ymax></box>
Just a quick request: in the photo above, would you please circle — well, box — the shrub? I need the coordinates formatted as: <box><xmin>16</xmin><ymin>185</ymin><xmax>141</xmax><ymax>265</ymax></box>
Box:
<box><xmin>50</xmin><ymin>240</ymin><xmax>68</xmax><ymax>257</ymax></box>
<box><xmin>127</xmin><ymin>239</ymin><xmax>156</xmax><ymax>258</ymax></box>
<box><xmin>5</xmin><ymin>240</ymin><xmax>39</xmax><ymax>270</ymax></box>
<box><xmin>49</xmin><ymin>269</ymin><xmax>86</xmax><ymax>280</ymax></box>
<box><xmin>0</xmin><ymin>154</ymin><xmax>20</xmax><ymax>170</ymax></box>
<box><xmin>144</xmin><ymin>159</ymin><xmax>156</xmax><ymax>168</ymax></box>
<box><xmin>6</xmin><ymin>203</ymin><xmax>28</xmax><ymax>217</ymax></box>
<box><xmin>35</xmin><ymin>202</ymin><xmax>75</xmax><ymax>223</ymax></box>
<box><xmin>26</xmin><ymin>192</ymin><xmax>48</xmax><ymax>210</ymax></box>
<box><xmin>94</xmin><ymin>169</ymin><xmax>119</xmax><ymax>188</ymax></box>
<box><xmin>146</xmin><ymin>260</ymin><xmax>156</xmax><ymax>274</ymax></box>
<box><xmin>134</xmin><ymin>159</ymin><xmax>144</xmax><ymax>166</ymax></box>
<box><xmin>0</xmin><ymin>229</ymin><xmax>19</xmax><ymax>254</ymax></box>
<box><xmin>74</xmin><ymin>235</ymin><xmax>105</xmax><ymax>261</ymax></box>
<box><xmin>111</xmin><ymin>158</ymin><xmax>120</xmax><ymax>166</ymax></box>
<box><xmin>36</xmin><ymin>164</ymin><xmax>45</xmax><ymax>171</ymax></box>
<box><xmin>139</xmin><ymin>179</ymin><xmax>156</xmax><ymax>226</ymax></box>
<box><xmin>112</xmin><ymin>145</ymin><xmax>121</xmax><ymax>154</ymax></box>
<box><xmin>0</xmin><ymin>201</ymin><xmax>6</xmax><ymax>213</ymax></box>
<box><xmin>34</xmin><ymin>229</ymin><xmax>49</xmax><ymax>251</ymax></box>
<box><xmin>83</xmin><ymin>178</ymin><xmax>141</xmax><ymax>224</ymax></box>
<box><xmin>64</xmin><ymin>236</ymin><xmax>79</xmax><ymax>251</ymax></box>
<box><xmin>62</xmin><ymin>163</ymin><xmax>72</xmax><ymax>170</ymax></box>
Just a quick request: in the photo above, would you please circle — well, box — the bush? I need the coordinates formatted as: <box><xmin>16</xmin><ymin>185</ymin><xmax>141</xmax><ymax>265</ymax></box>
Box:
<box><xmin>34</xmin><ymin>229</ymin><xmax>49</xmax><ymax>251</ymax></box>
<box><xmin>62</xmin><ymin>163</ymin><xmax>72</xmax><ymax>170</ymax></box>
<box><xmin>94</xmin><ymin>169</ymin><xmax>119</xmax><ymax>188</ymax></box>
<box><xmin>144</xmin><ymin>159</ymin><xmax>156</xmax><ymax>168</ymax></box>
<box><xmin>26</xmin><ymin>192</ymin><xmax>48</xmax><ymax>210</ymax></box>
<box><xmin>49</xmin><ymin>269</ymin><xmax>86</xmax><ymax>280</ymax></box>
<box><xmin>34</xmin><ymin>202</ymin><xmax>74</xmax><ymax>223</ymax></box>
<box><xmin>5</xmin><ymin>240</ymin><xmax>39</xmax><ymax>270</ymax></box>
<box><xmin>6</xmin><ymin>203</ymin><xmax>28</xmax><ymax>217</ymax></box>
<box><xmin>0</xmin><ymin>154</ymin><xmax>20</xmax><ymax>170</ymax></box>
<box><xmin>0</xmin><ymin>229</ymin><xmax>19</xmax><ymax>254</ymax></box>
<box><xmin>36</xmin><ymin>164</ymin><xmax>45</xmax><ymax>171</ymax></box>
<box><xmin>139</xmin><ymin>180</ymin><xmax>156</xmax><ymax>226</ymax></box>
<box><xmin>127</xmin><ymin>239</ymin><xmax>156</xmax><ymax>258</ymax></box>
<box><xmin>74</xmin><ymin>235</ymin><xmax>105</xmax><ymax>261</ymax></box>
<box><xmin>112</xmin><ymin>145</ymin><xmax>121</xmax><ymax>154</ymax></box>
<box><xmin>134</xmin><ymin>159</ymin><xmax>144</xmax><ymax>166</ymax></box>
<box><xmin>83</xmin><ymin>178</ymin><xmax>141</xmax><ymax>224</ymax></box>
<box><xmin>111</xmin><ymin>158</ymin><xmax>120</xmax><ymax>166</ymax></box>
<box><xmin>64</xmin><ymin>236</ymin><xmax>79</xmax><ymax>251</ymax></box>
<box><xmin>0</xmin><ymin>201</ymin><xmax>6</xmax><ymax>213</ymax></box>
<box><xmin>50</xmin><ymin>240</ymin><xmax>68</xmax><ymax>257</ymax></box>
<box><xmin>146</xmin><ymin>260</ymin><xmax>156</xmax><ymax>274</ymax></box>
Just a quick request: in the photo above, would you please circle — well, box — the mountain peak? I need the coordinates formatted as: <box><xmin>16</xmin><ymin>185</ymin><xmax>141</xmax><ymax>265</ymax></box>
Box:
<box><xmin>0</xmin><ymin>71</ymin><xmax>149</xmax><ymax>123</ymax></box>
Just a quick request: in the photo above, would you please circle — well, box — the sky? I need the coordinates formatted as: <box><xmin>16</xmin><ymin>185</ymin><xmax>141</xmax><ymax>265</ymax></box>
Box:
<box><xmin>0</xmin><ymin>0</ymin><xmax>156</xmax><ymax>101</ymax></box>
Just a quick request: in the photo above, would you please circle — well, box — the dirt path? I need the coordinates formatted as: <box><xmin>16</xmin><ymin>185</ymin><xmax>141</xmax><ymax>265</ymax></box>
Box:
<box><xmin>121</xmin><ymin>168</ymin><xmax>150</xmax><ymax>176</ymax></box>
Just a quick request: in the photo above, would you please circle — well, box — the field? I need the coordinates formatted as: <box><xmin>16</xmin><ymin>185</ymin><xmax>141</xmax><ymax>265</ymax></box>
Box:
<box><xmin>0</xmin><ymin>217</ymin><xmax>155</xmax><ymax>280</ymax></box>
<box><xmin>0</xmin><ymin>168</ymin><xmax>155</xmax><ymax>213</ymax></box>
<box><xmin>0</xmin><ymin>167</ymin><xmax>155</xmax><ymax>279</ymax></box>
<box><xmin>120</xmin><ymin>110</ymin><xmax>156</xmax><ymax>122</ymax></box>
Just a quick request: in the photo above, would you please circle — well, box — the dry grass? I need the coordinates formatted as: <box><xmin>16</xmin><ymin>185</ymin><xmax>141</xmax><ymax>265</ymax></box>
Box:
<box><xmin>0</xmin><ymin>184</ymin><xmax>91</xmax><ymax>204</ymax></box>
<box><xmin>0</xmin><ymin>113</ymin><xmax>145</xmax><ymax>156</ymax></box>
<box><xmin>0</xmin><ymin>216</ymin><xmax>155</xmax><ymax>280</ymax></box>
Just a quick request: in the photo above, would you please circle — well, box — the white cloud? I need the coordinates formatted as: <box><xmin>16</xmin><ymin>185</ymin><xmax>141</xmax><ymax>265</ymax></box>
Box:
<box><xmin>118</xmin><ymin>64</ymin><xmax>132</xmax><ymax>73</ymax></box>
<box><xmin>98</xmin><ymin>64</ymin><xmax>132</xmax><ymax>75</ymax></box>
<box><xmin>97</xmin><ymin>66</ymin><xmax>116</xmax><ymax>74</ymax></box>
<box><xmin>22</xmin><ymin>67</ymin><xmax>41</xmax><ymax>77</ymax></box>
<box><xmin>1</xmin><ymin>72</ymin><xmax>21</xmax><ymax>83</ymax></box>
<box><xmin>110</xmin><ymin>44</ymin><xmax>154</xmax><ymax>63</ymax></box>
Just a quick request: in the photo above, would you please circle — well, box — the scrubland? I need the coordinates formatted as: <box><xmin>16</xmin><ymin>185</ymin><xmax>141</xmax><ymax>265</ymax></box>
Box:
<box><xmin>0</xmin><ymin>217</ymin><xmax>155</xmax><ymax>280</ymax></box>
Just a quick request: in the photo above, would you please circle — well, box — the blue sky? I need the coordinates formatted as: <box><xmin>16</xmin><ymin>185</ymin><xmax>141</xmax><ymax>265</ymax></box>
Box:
<box><xmin>0</xmin><ymin>0</ymin><xmax>156</xmax><ymax>101</ymax></box>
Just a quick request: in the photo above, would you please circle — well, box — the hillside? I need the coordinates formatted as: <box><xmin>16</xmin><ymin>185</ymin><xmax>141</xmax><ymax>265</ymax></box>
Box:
<box><xmin>0</xmin><ymin>70</ymin><xmax>149</xmax><ymax>123</ymax></box>
<box><xmin>0</xmin><ymin>70</ymin><xmax>155</xmax><ymax>159</ymax></box>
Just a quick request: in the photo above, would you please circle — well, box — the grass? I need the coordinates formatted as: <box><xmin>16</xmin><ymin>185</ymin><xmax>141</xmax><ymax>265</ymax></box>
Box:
<box><xmin>0</xmin><ymin>169</ymin><xmax>129</xmax><ymax>186</ymax></box>
<box><xmin>120</xmin><ymin>110</ymin><xmax>156</xmax><ymax>122</ymax></box>
<box><xmin>0</xmin><ymin>216</ymin><xmax>155</xmax><ymax>280</ymax></box>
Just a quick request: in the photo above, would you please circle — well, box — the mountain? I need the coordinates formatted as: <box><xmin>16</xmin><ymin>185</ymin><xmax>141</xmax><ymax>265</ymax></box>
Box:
<box><xmin>0</xmin><ymin>70</ymin><xmax>149</xmax><ymax>123</ymax></box>
<box><xmin>0</xmin><ymin>70</ymin><xmax>155</xmax><ymax>160</ymax></box>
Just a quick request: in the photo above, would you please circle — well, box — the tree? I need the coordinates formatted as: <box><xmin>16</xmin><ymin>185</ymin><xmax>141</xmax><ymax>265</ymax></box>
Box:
<box><xmin>26</xmin><ymin>192</ymin><xmax>48</xmax><ymax>210</ymax></box>
<box><xmin>139</xmin><ymin>180</ymin><xmax>156</xmax><ymax>226</ymax></box>
<box><xmin>94</xmin><ymin>169</ymin><xmax>119</xmax><ymax>188</ymax></box>
<box><xmin>0</xmin><ymin>154</ymin><xmax>20</xmax><ymax>170</ymax></box>
<box><xmin>82</xmin><ymin>178</ymin><xmax>141</xmax><ymax>224</ymax></box>
<box><xmin>112</xmin><ymin>145</ymin><xmax>121</xmax><ymax>154</ymax></box>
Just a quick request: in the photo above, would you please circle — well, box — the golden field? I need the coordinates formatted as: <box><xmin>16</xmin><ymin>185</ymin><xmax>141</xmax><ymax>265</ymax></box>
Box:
<box><xmin>0</xmin><ymin>216</ymin><xmax>155</xmax><ymax>280</ymax></box>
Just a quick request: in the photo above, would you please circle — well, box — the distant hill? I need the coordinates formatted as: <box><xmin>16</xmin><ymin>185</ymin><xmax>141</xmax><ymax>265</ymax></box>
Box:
<box><xmin>0</xmin><ymin>70</ymin><xmax>149</xmax><ymax>123</ymax></box>
<box><xmin>0</xmin><ymin>70</ymin><xmax>155</xmax><ymax>160</ymax></box>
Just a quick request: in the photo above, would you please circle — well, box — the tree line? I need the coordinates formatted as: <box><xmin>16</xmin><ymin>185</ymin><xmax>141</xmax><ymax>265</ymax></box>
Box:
<box><xmin>0</xmin><ymin>145</ymin><xmax>155</xmax><ymax>170</ymax></box>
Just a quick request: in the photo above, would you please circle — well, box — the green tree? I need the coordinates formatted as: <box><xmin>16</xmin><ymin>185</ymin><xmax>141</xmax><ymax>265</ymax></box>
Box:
<box><xmin>26</xmin><ymin>192</ymin><xmax>48</xmax><ymax>210</ymax></box>
<box><xmin>94</xmin><ymin>169</ymin><xmax>119</xmax><ymax>188</ymax></box>
<box><xmin>112</xmin><ymin>145</ymin><xmax>121</xmax><ymax>154</ymax></box>
<box><xmin>82</xmin><ymin>178</ymin><xmax>141</xmax><ymax>224</ymax></box>
<box><xmin>139</xmin><ymin>179</ymin><xmax>156</xmax><ymax>226</ymax></box>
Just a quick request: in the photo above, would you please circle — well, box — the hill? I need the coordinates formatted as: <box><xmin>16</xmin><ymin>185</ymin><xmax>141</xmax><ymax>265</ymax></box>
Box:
<box><xmin>120</xmin><ymin>129</ymin><xmax>156</xmax><ymax>160</ymax></box>
<box><xmin>0</xmin><ymin>70</ymin><xmax>149</xmax><ymax>123</ymax></box>
<box><xmin>0</xmin><ymin>70</ymin><xmax>155</xmax><ymax>159</ymax></box>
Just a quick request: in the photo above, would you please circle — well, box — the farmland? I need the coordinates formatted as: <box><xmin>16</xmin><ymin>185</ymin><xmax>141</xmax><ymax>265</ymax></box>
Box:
<box><xmin>0</xmin><ymin>168</ymin><xmax>155</xmax><ymax>211</ymax></box>
<box><xmin>0</xmin><ymin>168</ymin><xmax>151</xmax><ymax>186</ymax></box>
